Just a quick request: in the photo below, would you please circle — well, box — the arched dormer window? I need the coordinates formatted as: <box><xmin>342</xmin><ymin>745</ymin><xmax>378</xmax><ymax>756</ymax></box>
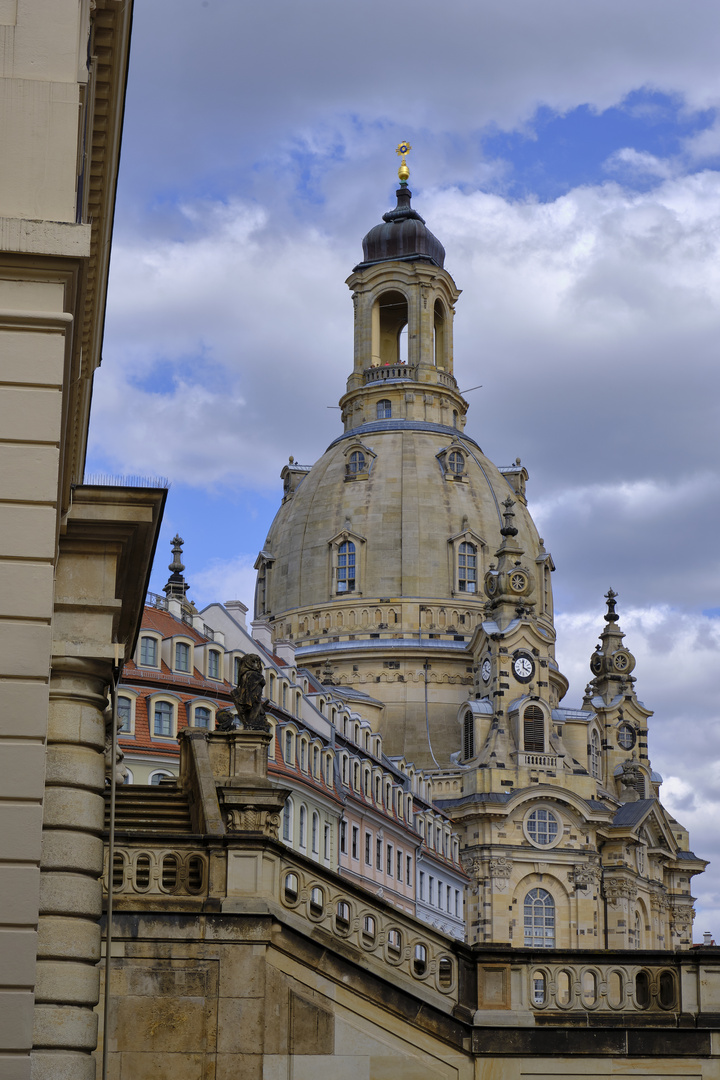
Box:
<box><xmin>523</xmin><ymin>704</ymin><xmax>545</xmax><ymax>753</ymax></box>
<box><xmin>524</xmin><ymin>888</ymin><xmax>555</xmax><ymax>948</ymax></box>
<box><xmin>347</xmin><ymin>451</ymin><xmax>365</xmax><ymax>475</ymax></box>
<box><xmin>193</xmin><ymin>705</ymin><xmax>212</xmax><ymax>729</ymax></box>
<box><xmin>139</xmin><ymin>634</ymin><xmax>160</xmax><ymax>668</ymax></box>
<box><xmin>337</xmin><ymin>541</ymin><xmax>355</xmax><ymax>593</ymax></box>
<box><xmin>117</xmin><ymin>694</ymin><xmax>134</xmax><ymax>734</ymax></box>
<box><xmin>448</xmin><ymin>450</ymin><xmax>464</xmax><ymax>475</ymax></box>
<box><xmin>458</xmin><ymin>542</ymin><xmax>477</xmax><ymax>593</ymax></box>
<box><xmin>376</xmin><ymin>398</ymin><xmax>392</xmax><ymax>419</ymax></box>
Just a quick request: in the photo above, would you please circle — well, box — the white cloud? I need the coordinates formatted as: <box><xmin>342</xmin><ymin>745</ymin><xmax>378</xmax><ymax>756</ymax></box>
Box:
<box><xmin>604</xmin><ymin>147</ymin><xmax>677</xmax><ymax>180</ymax></box>
<box><xmin>191</xmin><ymin>554</ymin><xmax>257</xmax><ymax>613</ymax></box>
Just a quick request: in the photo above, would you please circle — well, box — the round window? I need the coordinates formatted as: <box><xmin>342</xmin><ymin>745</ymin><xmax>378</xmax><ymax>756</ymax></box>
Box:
<box><xmin>526</xmin><ymin>807</ymin><xmax>560</xmax><ymax>847</ymax></box>
<box><xmin>617</xmin><ymin>723</ymin><xmax>636</xmax><ymax>750</ymax></box>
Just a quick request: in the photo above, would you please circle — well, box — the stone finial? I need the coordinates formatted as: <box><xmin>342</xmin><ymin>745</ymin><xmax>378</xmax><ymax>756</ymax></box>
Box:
<box><xmin>500</xmin><ymin>497</ymin><xmax>518</xmax><ymax>537</ymax></box>
<box><xmin>605</xmin><ymin>588</ymin><xmax>619</xmax><ymax>623</ymax></box>
<box><xmin>163</xmin><ymin>534</ymin><xmax>190</xmax><ymax>600</ymax></box>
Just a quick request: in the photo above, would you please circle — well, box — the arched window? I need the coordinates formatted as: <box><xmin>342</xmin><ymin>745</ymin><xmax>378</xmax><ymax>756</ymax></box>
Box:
<box><xmin>463</xmin><ymin>710</ymin><xmax>474</xmax><ymax>759</ymax></box>
<box><xmin>337</xmin><ymin>541</ymin><xmax>356</xmax><ymax>593</ymax></box>
<box><xmin>590</xmin><ymin>730</ymin><xmax>600</xmax><ymax>778</ymax></box>
<box><xmin>117</xmin><ymin>696</ymin><xmax>132</xmax><ymax>733</ymax></box>
<box><xmin>149</xmin><ymin>770</ymin><xmax>173</xmax><ymax>786</ymax></box>
<box><xmin>153</xmin><ymin>701</ymin><xmax>173</xmax><ymax>738</ymax></box>
<box><xmin>140</xmin><ymin>636</ymin><xmax>158</xmax><ymax>667</ymax></box>
<box><xmin>634</xmin><ymin>909</ymin><xmax>642</xmax><ymax>949</ymax></box>
<box><xmin>374</xmin><ymin>289</ymin><xmax>408</xmax><ymax>366</ymax></box>
<box><xmin>458</xmin><ymin>542</ymin><xmax>476</xmax><ymax>592</ymax></box>
<box><xmin>376</xmin><ymin>398</ymin><xmax>392</xmax><ymax>419</ymax></box>
<box><xmin>523</xmin><ymin>705</ymin><xmax>545</xmax><ymax>753</ymax></box>
<box><xmin>298</xmin><ymin>805</ymin><xmax>307</xmax><ymax>848</ymax></box>
<box><xmin>448</xmin><ymin>450</ymin><xmax>464</xmax><ymax>475</ymax></box>
<box><xmin>194</xmin><ymin>706</ymin><xmax>212</xmax><ymax>729</ymax></box>
<box><xmin>347</xmin><ymin>451</ymin><xmax>365</xmax><ymax>475</ymax></box>
<box><xmin>433</xmin><ymin>299</ymin><xmax>446</xmax><ymax>367</ymax></box>
<box><xmin>175</xmin><ymin>641</ymin><xmax>190</xmax><ymax>673</ymax></box>
<box><xmin>524</xmin><ymin>888</ymin><xmax>555</xmax><ymax>948</ymax></box>
<box><xmin>282</xmin><ymin>798</ymin><xmax>292</xmax><ymax>842</ymax></box>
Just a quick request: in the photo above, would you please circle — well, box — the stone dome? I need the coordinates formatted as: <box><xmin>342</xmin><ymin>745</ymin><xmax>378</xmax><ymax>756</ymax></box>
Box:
<box><xmin>263</xmin><ymin>422</ymin><xmax>545</xmax><ymax>623</ymax></box>
<box><xmin>356</xmin><ymin>187</ymin><xmax>445</xmax><ymax>270</ymax></box>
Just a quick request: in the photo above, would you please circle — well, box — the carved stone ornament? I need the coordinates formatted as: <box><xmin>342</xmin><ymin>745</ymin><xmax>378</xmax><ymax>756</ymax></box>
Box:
<box><xmin>650</xmin><ymin>891</ymin><xmax>670</xmax><ymax>912</ymax></box>
<box><xmin>602</xmin><ymin>878</ymin><xmax>637</xmax><ymax>904</ymax></box>
<box><xmin>489</xmin><ymin>858</ymin><xmax>512</xmax><ymax>890</ymax></box>
<box><xmin>231</xmin><ymin>654</ymin><xmax>269</xmax><ymax>731</ymax></box>
<box><xmin>670</xmin><ymin>903</ymin><xmax>694</xmax><ymax>934</ymax></box>
<box><xmin>573</xmin><ymin>864</ymin><xmax>600</xmax><ymax>888</ymax></box>
<box><xmin>461</xmin><ymin>855</ymin><xmax>485</xmax><ymax>880</ymax></box>
<box><xmin>104</xmin><ymin>702</ymin><xmax>128</xmax><ymax>786</ymax></box>
<box><xmin>226</xmin><ymin>806</ymin><xmax>281</xmax><ymax>838</ymax></box>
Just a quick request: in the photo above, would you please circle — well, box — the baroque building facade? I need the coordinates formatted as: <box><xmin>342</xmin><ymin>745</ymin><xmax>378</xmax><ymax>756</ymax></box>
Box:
<box><xmin>255</xmin><ymin>159</ymin><xmax>706</xmax><ymax>953</ymax></box>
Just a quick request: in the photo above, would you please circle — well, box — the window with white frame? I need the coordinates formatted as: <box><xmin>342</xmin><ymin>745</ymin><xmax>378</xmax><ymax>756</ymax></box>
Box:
<box><xmin>458</xmin><ymin>542</ymin><xmax>477</xmax><ymax>592</ymax></box>
<box><xmin>149</xmin><ymin>770</ymin><xmax>174</xmax><ymax>785</ymax></box>
<box><xmin>193</xmin><ymin>705</ymin><xmax>212</xmax><ymax>729</ymax></box>
<box><xmin>153</xmin><ymin>700</ymin><xmax>174</xmax><ymax>738</ymax></box>
<box><xmin>282</xmin><ymin>798</ymin><xmax>293</xmax><ymax>842</ymax></box>
<box><xmin>284</xmin><ymin>730</ymin><xmax>294</xmax><ymax>764</ymax></box>
<box><xmin>208</xmin><ymin>650</ymin><xmax>221</xmax><ymax>679</ymax></box>
<box><xmin>523</xmin><ymin>888</ymin><xmax>555</xmax><ymax>948</ymax></box>
<box><xmin>175</xmin><ymin>641</ymin><xmax>191</xmax><ymax>673</ymax></box>
<box><xmin>139</xmin><ymin>636</ymin><xmax>159</xmax><ymax>667</ymax></box>
<box><xmin>117</xmin><ymin>695</ymin><xmax>133</xmax><ymax>733</ymax></box>
<box><xmin>337</xmin><ymin>540</ymin><xmax>356</xmax><ymax>593</ymax></box>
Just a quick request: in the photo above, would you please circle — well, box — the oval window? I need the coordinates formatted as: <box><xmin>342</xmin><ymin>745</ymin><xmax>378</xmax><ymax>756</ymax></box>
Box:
<box><xmin>582</xmin><ymin>969</ymin><xmax>597</xmax><ymax>1006</ymax></box>
<box><xmin>387</xmin><ymin>928</ymin><xmax>402</xmax><ymax>954</ymax></box>
<box><xmin>557</xmin><ymin>969</ymin><xmax>572</xmax><ymax>1007</ymax></box>
<box><xmin>161</xmin><ymin>854</ymin><xmax>178</xmax><ymax>891</ymax></box>
<box><xmin>438</xmin><ymin>956</ymin><xmax>453</xmax><ymax>990</ymax></box>
<box><xmin>659</xmin><ymin>970</ymin><xmax>675</xmax><ymax>1009</ymax></box>
<box><xmin>187</xmin><ymin>856</ymin><xmax>204</xmax><ymax>893</ymax></box>
<box><xmin>362</xmin><ymin>915</ymin><xmax>376</xmax><ymax>941</ymax></box>
<box><xmin>336</xmin><ymin>901</ymin><xmax>351</xmax><ymax>929</ymax></box>
<box><xmin>284</xmin><ymin>873</ymin><xmax>299</xmax><ymax>902</ymax></box>
<box><xmin>413</xmin><ymin>944</ymin><xmax>427</xmax><ymax>977</ymax></box>
<box><xmin>608</xmin><ymin>970</ymin><xmax>624</xmax><ymax>1008</ymax></box>
<box><xmin>635</xmin><ymin>970</ymin><xmax>650</xmax><ymax>1008</ymax></box>
<box><xmin>134</xmin><ymin>854</ymin><xmax>151</xmax><ymax>891</ymax></box>
<box><xmin>532</xmin><ymin>971</ymin><xmax>546</xmax><ymax>1005</ymax></box>
<box><xmin>310</xmin><ymin>886</ymin><xmax>324</xmax><ymax>913</ymax></box>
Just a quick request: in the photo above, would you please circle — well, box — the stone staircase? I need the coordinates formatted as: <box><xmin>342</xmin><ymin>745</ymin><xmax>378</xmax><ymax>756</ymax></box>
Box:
<box><xmin>105</xmin><ymin>785</ymin><xmax>193</xmax><ymax>834</ymax></box>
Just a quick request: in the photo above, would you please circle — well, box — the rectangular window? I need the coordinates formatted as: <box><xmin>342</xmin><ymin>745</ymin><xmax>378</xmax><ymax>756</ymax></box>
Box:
<box><xmin>406</xmin><ymin>855</ymin><xmax>412</xmax><ymax>886</ymax></box>
<box><xmin>194</xmin><ymin>706</ymin><xmax>211</xmax><ymax>729</ymax></box>
<box><xmin>376</xmin><ymin>837</ymin><xmax>382</xmax><ymax>871</ymax></box>
<box><xmin>455</xmin><ymin>889</ymin><xmax>460</xmax><ymax>917</ymax></box>
<box><xmin>386</xmin><ymin>844</ymin><xmax>392</xmax><ymax>876</ymax></box>
<box><xmin>397</xmin><ymin>850</ymin><xmax>402</xmax><ymax>881</ymax></box>
<box><xmin>365</xmin><ymin>831</ymin><xmax>372</xmax><ymax>865</ymax></box>
<box><xmin>340</xmin><ymin>820</ymin><xmax>347</xmax><ymax>854</ymax></box>
<box><xmin>429</xmin><ymin>876</ymin><xmax>434</xmax><ymax>905</ymax></box>
<box><xmin>153</xmin><ymin>701</ymin><xmax>173</xmax><ymax>738</ymax></box>
<box><xmin>117</xmin><ymin>697</ymin><xmax>132</xmax><ymax>733</ymax></box>
<box><xmin>324</xmin><ymin>824</ymin><xmax>331</xmax><ymax>861</ymax></box>
<box><xmin>437</xmin><ymin>879</ymin><xmax>443</xmax><ymax>908</ymax></box>
<box><xmin>285</xmin><ymin>731</ymin><xmax>293</xmax><ymax>763</ymax></box>
<box><xmin>175</xmin><ymin>642</ymin><xmax>190</xmax><ymax>672</ymax></box>
<box><xmin>208</xmin><ymin>650</ymin><xmax>220</xmax><ymax>679</ymax></box>
<box><xmin>351</xmin><ymin>825</ymin><xmax>359</xmax><ymax>860</ymax></box>
<box><xmin>300</xmin><ymin>741</ymin><xmax>306</xmax><ymax>771</ymax></box>
<box><xmin>140</xmin><ymin>637</ymin><xmax>157</xmax><ymax>666</ymax></box>
<box><xmin>419</xmin><ymin>871</ymin><xmax>425</xmax><ymax>900</ymax></box>
<box><xmin>234</xmin><ymin>656</ymin><xmax>242</xmax><ymax>684</ymax></box>
<box><xmin>447</xmin><ymin>885</ymin><xmax>452</xmax><ymax>911</ymax></box>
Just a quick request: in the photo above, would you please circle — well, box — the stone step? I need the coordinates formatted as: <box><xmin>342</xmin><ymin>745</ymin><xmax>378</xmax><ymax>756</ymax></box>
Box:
<box><xmin>105</xmin><ymin>785</ymin><xmax>193</xmax><ymax>833</ymax></box>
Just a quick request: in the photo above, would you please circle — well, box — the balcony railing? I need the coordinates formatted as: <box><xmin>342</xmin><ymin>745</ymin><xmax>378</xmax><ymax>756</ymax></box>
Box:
<box><xmin>364</xmin><ymin>364</ymin><xmax>415</xmax><ymax>383</ymax></box>
<box><xmin>518</xmin><ymin>752</ymin><xmax>558</xmax><ymax>769</ymax></box>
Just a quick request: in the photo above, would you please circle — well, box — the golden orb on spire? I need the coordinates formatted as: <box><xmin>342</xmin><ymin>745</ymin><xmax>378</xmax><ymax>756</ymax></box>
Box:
<box><xmin>396</xmin><ymin>141</ymin><xmax>412</xmax><ymax>184</ymax></box>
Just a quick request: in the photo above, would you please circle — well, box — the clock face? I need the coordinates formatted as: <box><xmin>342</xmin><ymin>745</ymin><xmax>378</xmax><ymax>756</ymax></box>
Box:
<box><xmin>590</xmin><ymin>652</ymin><xmax>603</xmax><ymax>675</ymax></box>
<box><xmin>513</xmin><ymin>654</ymin><xmax>534</xmax><ymax>682</ymax></box>
<box><xmin>485</xmin><ymin>573</ymin><xmax>497</xmax><ymax>596</ymax></box>
<box><xmin>481</xmin><ymin>658</ymin><xmax>491</xmax><ymax>683</ymax></box>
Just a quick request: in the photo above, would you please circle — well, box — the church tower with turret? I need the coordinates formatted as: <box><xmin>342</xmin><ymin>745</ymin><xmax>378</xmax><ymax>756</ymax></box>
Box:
<box><xmin>255</xmin><ymin>151</ymin><xmax>705</xmax><ymax>948</ymax></box>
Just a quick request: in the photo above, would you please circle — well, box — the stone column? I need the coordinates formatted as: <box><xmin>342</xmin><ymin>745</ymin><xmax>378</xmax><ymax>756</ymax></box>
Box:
<box><xmin>32</xmin><ymin>658</ymin><xmax>110</xmax><ymax>1080</ymax></box>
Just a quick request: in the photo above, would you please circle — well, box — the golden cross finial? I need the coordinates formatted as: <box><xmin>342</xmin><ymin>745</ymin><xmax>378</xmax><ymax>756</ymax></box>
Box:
<box><xmin>396</xmin><ymin>141</ymin><xmax>411</xmax><ymax>184</ymax></box>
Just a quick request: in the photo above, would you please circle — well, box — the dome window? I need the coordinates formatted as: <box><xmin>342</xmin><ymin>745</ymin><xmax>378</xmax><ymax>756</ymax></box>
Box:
<box><xmin>347</xmin><ymin>451</ymin><xmax>366</xmax><ymax>475</ymax></box>
<box><xmin>337</xmin><ymin>541</ymin><xmax>356</xmax><ymax>593</ymax></box>
<box><xmin>617</xmin><ymin>723</ymin><xmax>636</xmax><ymax>750</ymax></box>
<box><xmin>376</xmin><ymin>398</ymin><xmax>392</xmax><ymax>419</ymax></box>
<box><xmin>458</xmin><ymin>542</ymin><xmax>477</xmax><ymax>593</ymax></box>
<box><xmin>449</xmin><ymin>451</ymin><xmax>464</xmax><ymax>474</ymax></box>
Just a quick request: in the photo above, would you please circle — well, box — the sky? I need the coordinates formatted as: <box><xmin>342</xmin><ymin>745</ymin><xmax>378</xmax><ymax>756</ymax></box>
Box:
<box><xmin>87</xmin><ymin>0</ymin><xmax>720</xmax><ymax>936</ymax></box>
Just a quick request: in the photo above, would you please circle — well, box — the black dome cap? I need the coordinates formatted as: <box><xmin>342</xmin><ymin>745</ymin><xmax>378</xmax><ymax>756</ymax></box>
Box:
<box><xmin>354</xmin><ymin>187</ymin><xmax>445</xmax><ymax>271</ymax></box>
